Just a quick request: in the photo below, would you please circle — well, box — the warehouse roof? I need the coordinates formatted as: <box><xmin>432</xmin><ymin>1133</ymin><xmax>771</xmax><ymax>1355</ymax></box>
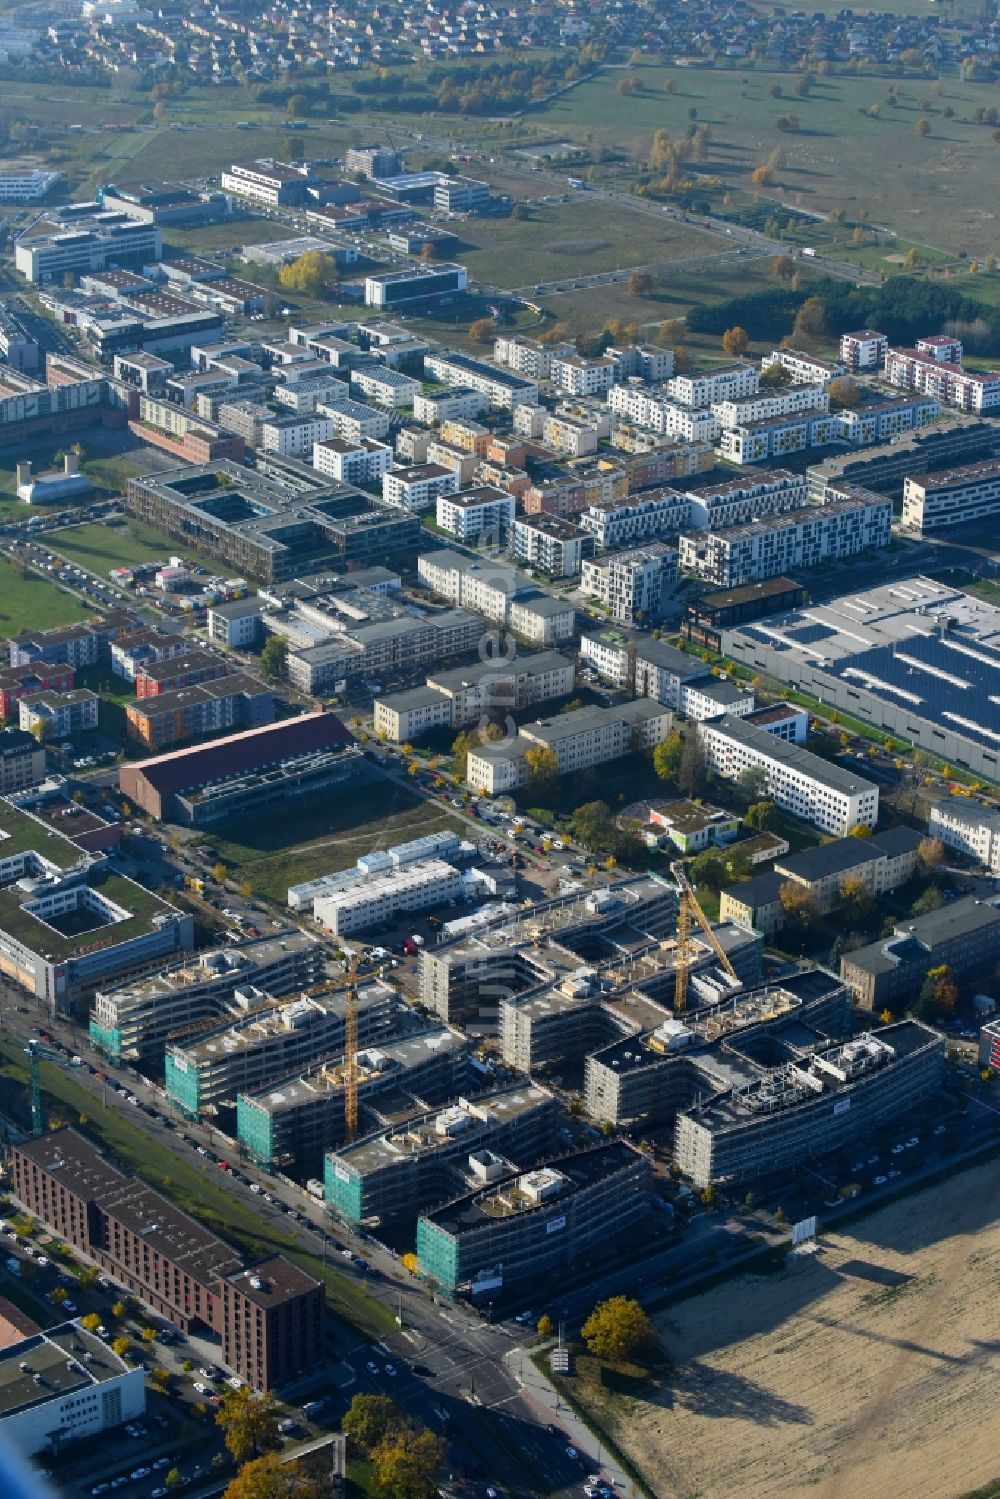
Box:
<box><xmin>122</xmin><ymin>711</ymin><xmax>351</xmax><ymax>796</ymax></box>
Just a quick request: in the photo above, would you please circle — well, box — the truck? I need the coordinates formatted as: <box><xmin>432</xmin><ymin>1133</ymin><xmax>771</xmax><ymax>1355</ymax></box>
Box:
<box><xmin>567</xmin><ymin>177</ymin><xmax>586</xmax><ymax>189</ymax></box>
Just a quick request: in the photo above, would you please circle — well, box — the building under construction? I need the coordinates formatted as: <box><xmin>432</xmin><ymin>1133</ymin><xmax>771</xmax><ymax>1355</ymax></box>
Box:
<box><xmin>584</xmin><ymin>967</ymin><xmax>851</xmax><ymax>1130</ymax></box>
<box><xmin>235</xmin><ymin>1021</ymin><xmax>470</xmax><ymax>1178</ymax></box>
<box><xmin>675</xmin><ymin>1017</ymin><xmax>944</xmax><ymax>1186</ymax></box>
<box><xmin>89</xmin><ymin>931</ymin><xmax>326</xmax><ymax>1065</ymax></box>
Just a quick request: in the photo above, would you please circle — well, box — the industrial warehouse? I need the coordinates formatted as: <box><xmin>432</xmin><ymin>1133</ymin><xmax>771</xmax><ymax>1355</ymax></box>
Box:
<box><xmin>723</xmin><ymin>576</ymin><xmax>1000</xmax><ymax>780</ymax></box>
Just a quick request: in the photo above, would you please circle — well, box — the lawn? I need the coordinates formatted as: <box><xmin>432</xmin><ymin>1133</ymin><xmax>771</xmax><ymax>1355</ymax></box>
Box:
<box><xmin>452</xmin><ymin>198</ymin><xmax>714</xmax><ymax>286</ymax></box>
<box><xmin>533</xmin><ymin>65</ymin><xmax>1000</xmax><ymax>255</ymax></box>
<box><xmin>0</xmin><ymin>1040</ymin><xmax>396</xmax><ymax>1342</ymax></box>
<box><xmin>0</xmin><ymin>558</ymin><xmax>91</xmax><ymax>635</ymax></box>
<box><xmin>208</xmin><ymin>778</ymin><xmax>468</xmax><ymax>903</ymax></box>
<box><xmin>50</xmin><ymin>519</ymin><xmax>181</xmax><ymax>573</ymax></box>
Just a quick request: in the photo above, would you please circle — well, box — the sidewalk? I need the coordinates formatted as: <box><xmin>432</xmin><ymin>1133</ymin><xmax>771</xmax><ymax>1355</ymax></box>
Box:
<box><xmin>503</xmin><ymin>1346</ymin><xmax>638</xmax><ymax>1498</ymax></box>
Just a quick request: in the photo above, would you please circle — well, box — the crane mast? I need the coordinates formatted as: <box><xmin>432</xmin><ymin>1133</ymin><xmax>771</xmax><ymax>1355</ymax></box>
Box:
<box><xmin>343</xmin><ymin>955</ymin><xmax>360</xmax><ymax>1144</ymax></box>
<box><xmin>671</xmin><ymin>860</ymin><xmax>741</xmax><ymax>1016</ymax></box>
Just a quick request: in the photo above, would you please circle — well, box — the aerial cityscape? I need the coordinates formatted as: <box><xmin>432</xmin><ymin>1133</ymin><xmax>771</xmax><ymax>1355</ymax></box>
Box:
<box><xmin>0</xmin><ymin>0</ymin><xmax>996</xmax><ymax>1495</ymax></box>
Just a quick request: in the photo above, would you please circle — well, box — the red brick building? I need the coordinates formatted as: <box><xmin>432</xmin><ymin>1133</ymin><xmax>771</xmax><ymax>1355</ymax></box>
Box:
<box><xmin>133</xmin><ymin>651</ymin><xmax>229</xmax><ymax>698</ymax></box>
<box><xmin>0</xmin><ymin>663</ymin><xmax>75</xmax><ymax>720</ymax></box>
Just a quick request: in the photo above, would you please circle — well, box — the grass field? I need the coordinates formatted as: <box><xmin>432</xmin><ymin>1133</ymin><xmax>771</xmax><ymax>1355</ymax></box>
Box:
<box><xmin>452</xmin><ymin>198</ymin><xmax>714</xmax><ymax>285</ymax></box>
<box><xmin>0</xmin><ymin>1040</ymin><xmax>396</xmax><ymax>1341</ymax></box>
<box><xmin>0</xmin><ymin>558</ymin><xmax>91</xmax><ymax>635</ymax></box>
<box><xmin>208</xmin><ymin>778</ymin><xmax>467</xmax><ymax>903</ymax></box>
<box><xmin>51</xmin><ymin>519</ymin><xmax>180</xmax><ymax>572</ymax></box>
<box><xmin>579</xmin><ymin>1155</ymin><xmax>1000</xmax><ymax>1499</ymax></box>
<box><xmin>534</xmin><ymin>65</ymin><xmax>1000</xmax><ymax>254</ymax></box>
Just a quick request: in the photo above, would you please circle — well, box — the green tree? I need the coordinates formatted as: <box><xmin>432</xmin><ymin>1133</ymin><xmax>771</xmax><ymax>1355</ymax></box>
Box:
<box><xmin>524</xmin><ymin>744</ymin><xmax>560</xmax><ymax>788</ymax></box>
<box><xmin>912</xmin><ymin>885</ymin><xmax>943</xmax><ymax>916</ymax></box>
<box><xmin>260</xmin><ymin>636</ymin><xmax>288</xmax><ymax>682</ymax></box>
<box><xmin>736</xmin><ymin>764</ymin><xmax>769</xmax><ymax>803</ymax></box>
<box><xmin>343</xmin><ymin>1393</ymin><xmax>403</xmax><ymax>1457</ymax></box>
<box><xmin>216</xmin><ymin>1388</ymin><xmax>281</xmax><ymax>1467</ymax></box>
<box><xmin>746</xmin><ymin>799</ymin><xmax>777</xmax><ymax>832</ymax></box>
<box><xmin>278</xmin><ymin>251</ymin><xmax>336</xmax><ymax>297</ymax></box>
<box><xmin>678</xmin><ymin>728</ymin><xmax>707</xmax><ymax>797</ymax></box>
<box><xmin>581</xmin><ymin>1296</ymin><xmax>655</xmax><ymax>1363</ymax></box>
<box><xmin>571</xmin><ymin>800</ymin><xmax>614</xmax><ymax>853</ymax></box>
<box><xmin>689</xmin><ymin>848</ymin><xmax>728</xmax><ymax>890</ymax></box>
<box><xmin>652</xmin><ymin>730</ymin><xmax>682</xmax><ymax>782</ymax></box>
<box><xmin>371</xmin><ymin>1426</ymin><xmax>445</xmax><ymax>1499</ymax></box>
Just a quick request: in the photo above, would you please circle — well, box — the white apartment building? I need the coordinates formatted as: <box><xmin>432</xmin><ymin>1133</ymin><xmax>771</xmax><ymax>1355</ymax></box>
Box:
<box><xmin>511</xmin><ymin>514</ymin><xmax>590</xmax><ymax>578</ymax></box>
<box><xmin>351</xmin><ymin>366</ymin><xmax>421</xmax><ymax>409</ymax></box>
<box><xmin>686</xmin><ymin>470</ymin><xmax>807</xmax><ymax>530</ymax></box>
<box><xmin>436</xmin><ymin>486</ymin><xmax>515</xmax><ymax>543</ymax></box>
<box><xmin>493</xmin><ymin>335</ymin><xmax>574</xmax><ymax>380</ymax></box>
<box><xmin>412</xmin><ymin>387</ymin><xmax>490</xmax><ymax>424</ymax></box>
<box><xmin>317</xmin><ymin>397</ymin><xmax>392</xmax><ymax>444</ymax></box>
<box><xmin>418</xmin><ymin>549</ymin><xmax>517</xmax><ymax>624</ymax></box>
<box><xmin>374</xmin><ymin>650</ymin><xmax>576</xmax><ymax>741</ymax></box>
<box><xmin>835</xmin><ymin>394</ymin><xmax>939</xmax><ymax>447</ymax></box>
<box><xmin>712</xmin><ymin>383</ymin><xmax>830</xmax><ymax>429</ymax></box>
<box><xmin>422</xmin><ymin>351</ymin><xmax>538</xmax><ymax>411</ymax></box>
<box><xmin>928</xmin><ymin>797</ymin><xmax>1000</xmax><ymax>872</ymax></box>
<box><xmin>610</xmin><ymin>345</ymin><xmax>675</xmax><ymax>384</ymax></box>
<box><xmin>901</xmin><ymin>458</ymin><xmax>1000</xmax><ymax>535</ymax></box>
<box><xmin>679</xmin><ymin>676</ymin><xmax>756</xmax><ymax>722</ymax></box>
<box><xmin>207</xmin><ymin>598</ymin><xmax>261</xmax><ymax>650</ymax></box>
<box><xmin>764</xmin><ymin>349</ymin><xmax>847</xmax><ymax>385</ymax></box>
<box><xmin>550</xmin><ymin>353</ymin><xmax>620</xmax><ymax>397</ymax></box>
<box><xmin>840</xmin><ymin>329</ymin><xmax>888</xmax><ymax>373</ymax></box>
<box><xmin>383</xmin><ymin>463</ymin><xmax>459</xmax><ymax>512</ymax></box>
<box><xmin>665</xmin><ymin>365</ymin><xmax>759</xmax><ymax>408</ymax></box>
<box><xmin>581</xmin><ymin>545</ymin><xmax>678</xmax><ymax>624</ymax></box>
<box><xmin>261</xmin><ymin>412</ymin><xmax>334</xmax><ymax>459</ymax></box>
<box><xmin>608</xmin><ymin>384</ymin><xmax>721</xmax><ymax>443</ymax></box>
<box><xmin>885</xmin><ymin>346</ymin><xmax>1000</xmax><ymax>414</ymax></box>
<box><xmin>466</xmin><ymin>699</ymin><xmax>674</xmax><ymax>794</ymax></box>
<box><xmin>579</xmin><ymin>489</ymin><xmax>692</xmax><ymax>549</ymax></box>
<box><xmin>719</xmin><ymin>411</ymin><xmax>841</xmax><ymax>465</ymax></box>
<box><xmin>678</xmin><ymin>490</ymin><xmax>891</xmax><ymax>587</ymax></box>
<box><xmin>313</xmin><ymin>436</ymin><xmax>393</xmax><ymax>487</ymax></box>
<box><xmin>19</xmin><ymin>689</ymin><xmax>99</xmax><ymax>738</ymax></box>
<box><xmin>507</xmin><ymin>594</ymin><xmax>575</xmax><ymax>645</ymax></box>
<box><xmin>699</xmin><ymin>714</ymin><xmax>879</xmax><ymax>835</ymax></box>
<box><xmin>314</xmin><ymin>858</ymin><xmax>463</xmax><ymax>936</ymax></box>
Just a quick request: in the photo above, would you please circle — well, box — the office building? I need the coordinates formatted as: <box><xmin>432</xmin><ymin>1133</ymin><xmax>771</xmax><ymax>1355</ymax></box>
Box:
<box><xmin>373</xmin><ymin>650</ymin><xmax>574</xmax><ymax>742</ymax></box>
<box><xmin>675</xmin><ymin>1020</ymin><xmax>943</xmax><ymax>1186</ymax></box>
<box><xmin>14</xmin><ymin>214</ymin><xmax>162</xmax><ymax>284</ymax></box>
<box><xmin>0</xmin><ymin>799</ymin><xmax>191</xmax><ymax>1011</ymax></box>
<box><xmin>678</xmin><ymin>490</ymin><xmax>891</xmax><ymax>588</ymax></box>
<box><xmin>314</xmin><ymin>859</ymin><xmax>463</xmax><ymax>937</ymax></box>
<box><xmin>220</xmin><ymin>161</ymin><xmax>314</xmax><ymax>208</ymax></box>
<box><xmin>433</xmin><ymin>175</ymin><xmax>491</xmax><ymax>214</ymax></box>
<box><xmin>699</xmin><ymin>712</ymin><xmax>879</xmax><ymax>835</ymax></box>
<box><xmin>901</xmin><ymin>458</ymin><xmax>1000</xmax><ymax>535</ymax></box>
<box><xmin>416</xmin><ymin>1142</ymin><xmax>650</xmax><ymax>1298</ymax></box>
<box><xmin>324</xmin><ymin>1084</ymin><xmax>559</xmax><ymax>1228</ymax></box>
<box><xmin>720</xmin><ymin>826</ymin><xmax>923</xmax><ymax>936</ymax></box>
<box><xmin>466</xmin><ymin>699</ymin><xmax>673</xmax><ymax>795</ymax></box>
<box><xmin>723</xmin><ymin>576</ymin><xmax>1000</xmax><ymax>782</ymax></box>
<box><xmin>681</xmin><ymin>576</ymin><xmax>807</xmax><ymax>652</ymax></box>
<box><xmin>0</xmin><ymin>1321</ymin><xmax>144</xmax><ymax>1459</ymax></box>
<box><xmin>365</xmin><ymin>265</ymin><xmax>467</xmax><ymax>311</ymax></box>
<box><xmin>929</xmin><ymin>797</ymin><xmax>1000</xmax><ymax>872</ymax></box>
<box><xmin>841</xmin><ymin>895</ymin><xmax>1000</xmax><ymax>1011</ymax></box>
<box><xmin>10</xmin><ymin>1131</ymin><xmax>321</xmax><ymax>1390</ymax></box>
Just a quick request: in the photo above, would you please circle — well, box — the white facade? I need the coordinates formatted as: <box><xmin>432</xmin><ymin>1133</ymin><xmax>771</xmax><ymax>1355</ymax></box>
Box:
<box><xmin>718</xmin><ymin>411</ymin><xmax>842</xmax><ymax>466</ymax></box>
<box><xmin>261</xmin><ymin>413</ymin><xmax>334</xmax><ymax>459</ymax></box>
<box><xmin>15</xmin><ymin>221</ymin><xmax>162</xmax><ymax>283</ymax></box>
<box><xmin>550</xmin><ymin>354</ymin><xmax>619</xmax><ymax>397</ymax></box>
<box><xmin>467</xmin><ymin>699</ymin><xmax>673</xmax><ymax>794</ymax></box>
<box><xmin>665</xmin><ymin>365</ymin><xmax>759</xmax><ymax>408</ymax></box>
<box><xmin>885</xmin><ymin>347</ymin><xmax>1000</xmax><ymax>414</ymax></box>
<box><xmin>373</xmin><ymin>687</ymin><xmax>454</xmax><ymax>742</ymax></box>
<box><xmin>207</xmin><ymin>602</ymin><xmax>260</xmax><ymax>650</ymax></box>
<box><xmin>313</xmin><ymin>437</ymin><xmax>393</xmax><ymax>487</ymax></box>
<box><xmin>579</xmin><ymin>489</ymin><xmax>692</xmax><ymax>549</ymax></box>
<box><xmin>764</xmin><ymin>349</ymin><xmax>846</xmax><ymax>385</ymax></box>
<box><xmin>929</xmin><ymin>799</ymin><xmax>1000</xmax><ymax>872</ymax></box>
<box><xmin>686</xmin><ymin>470</ymin><xmax>807</xmax><ymax>531</ymax></box>
<box><xmin>700</xmin><ymin>716</ymin><xmax>879</xmax><ymax>835</ymax></box>
<box><xmin>0</xmin><ymin>1326</ymin><xmax>145</xmax><ymax>1458</ymax></box>
<box><xmin>317</xmin><ymin>397</ymin><xmax>392</xmax><ymax>444</ymax></box>
<box><xmin>712</xmin><ymin>384</ymin><xmax>830</xmax><ymax>429</ymax></box>
<box><xmin>511</xmin><ymin>516</ymin><xmax>588</xmax><ymax>578</ymax></box>
<box><xmin>678</xmin><ymin>491</ymin><xmax>892</xmax><ymax>588</ymax></box>
<box><xmin>413</xmin><ymin>387</ymin><xmax>490</xmax><ymax>424</ymax></box>
<box><xmin>436</xmin><ymin>488</ymin><xmax>515</xmax><ymax>542</ymax></box>
<box><xmin>314</xmin><ymin>858</ymin><xmax>462</xmax><ymax>935</ymax></box>
<box><xmin>351</xmin><ymin>367</ymin><xmax>421</xmax><ymax>409</ymax></box>
<box><xmin>423</xmin><ymin>352</ymin><xmax>538</xmax><ymax>411</ymax></box>
<box><xmin>901</xmin><ymin>458</ymin><xmax>1000</xmax><ymax>535</ymax></box>
<box><xmin>608</xmin><ymin>384</ymin><xmax>721</xmax><ymax>443</ymax></box>
<box><xmin>383</xmin><ymin>464</ymin><xmax>459</xmax><ymax>512</ymax></box>
<box><xmin>581</xmin><ymin>546</ymin><xmax>678</xmax><ymax>624</ymax></box>
<box><xmin>0</xmin><ymin>167</ymin><xmax>58</xmax><ymax>203</ymax></box>
<box><xmin>493</xmin><ymin>335</ymin><xmax>574</xmax><ymax>380</ymax></box>
<box><xmin>835</xmin><ymin>395</ymin><xmax>939</xmax><ymax>448</ymax></box>
<box><xmin>840</xmin><ymin>330</ymin><xmax>888</xmax><ymax>373</ymax></box>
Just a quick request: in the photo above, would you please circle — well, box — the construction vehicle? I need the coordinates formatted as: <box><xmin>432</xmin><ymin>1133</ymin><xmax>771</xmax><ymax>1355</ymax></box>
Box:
<box><xmin>670</xmin><ymin>860</ymin><xmax>741</xmax><ymax>1016</ymax></box>
<box><xmin>343</xmin><ymin>952</ymin><xmax>361</xmax><ymax>1145</ymax></box>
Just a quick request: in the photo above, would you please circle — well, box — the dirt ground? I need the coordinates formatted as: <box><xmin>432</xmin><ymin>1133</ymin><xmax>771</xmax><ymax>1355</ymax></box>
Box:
<box><xmin>599</xmin><ymin>1159</ymin><xmax>1000</xmax><ymax>1499</ymax></box>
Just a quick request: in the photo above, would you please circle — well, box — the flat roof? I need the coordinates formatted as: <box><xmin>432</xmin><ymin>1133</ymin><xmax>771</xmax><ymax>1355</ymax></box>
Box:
<box><xmin>0</xmin><ymin>1322</ymin><xmax>131</xmax><ymax>1417</ymax></box>
<box><xmin>708</xmin><ymin>714</ymin><xmax>878</xmax><ymax>796</ymax></box>
<box><xmin>224</xmin><ymin>1256</ymin><xmax>320</xmax><ymax>1309</ymax></box>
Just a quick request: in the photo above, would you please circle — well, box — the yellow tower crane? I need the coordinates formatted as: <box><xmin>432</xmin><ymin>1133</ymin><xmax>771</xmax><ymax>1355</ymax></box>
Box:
<box><xmin>671</xmin><ymin>860</ymin><xmax>741</xmax><ymax>1015</ymax></box>
<box><xmin>343</xmin><ymin>953</ymin><xmax>361</xmax><ymax>1144</ymax></box>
